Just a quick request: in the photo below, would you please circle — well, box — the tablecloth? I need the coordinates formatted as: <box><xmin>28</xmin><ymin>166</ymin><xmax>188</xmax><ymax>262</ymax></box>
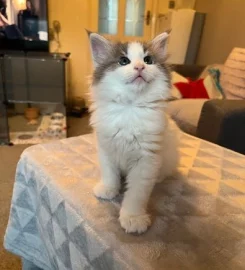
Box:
<box><xmin>4</xmin><ymin>132</ymin><xmax>245</xmax><ymax>270</ymax></box>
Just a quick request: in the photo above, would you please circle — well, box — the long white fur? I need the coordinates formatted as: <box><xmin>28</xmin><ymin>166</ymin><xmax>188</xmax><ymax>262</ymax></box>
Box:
<box><xmin>89</xmin><ymin>33</ymin><xmax>179</xmax><ymax>234</ymax></box>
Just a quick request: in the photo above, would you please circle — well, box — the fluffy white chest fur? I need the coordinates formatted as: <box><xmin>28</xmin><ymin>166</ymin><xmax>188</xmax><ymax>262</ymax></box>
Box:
<box><xmin>91</xmin><ymin>101</ymin><xmax>176</xmax><ymax>174</ymax></box>
<box><xmin>88</xmin><ymin>31</ymin><xmax>179</xmax><ymax>234</ymax></box>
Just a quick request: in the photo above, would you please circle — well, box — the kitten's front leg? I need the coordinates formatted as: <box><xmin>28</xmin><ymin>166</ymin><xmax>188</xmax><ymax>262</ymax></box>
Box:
<box><xmin>119</xmin><ymin>157</ymin><xmax>158</xmax><ymax>234</ymax></box>
<box><xmin>94</xmin><ymin>146</ymin><xmax>120</xmax><ymax>200</ymax></box>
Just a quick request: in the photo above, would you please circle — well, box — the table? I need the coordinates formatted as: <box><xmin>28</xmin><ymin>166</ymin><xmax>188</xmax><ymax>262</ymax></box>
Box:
<box><xmin>4</xmin><ymin>132</ymin><xmax>245</xmax><ymax>270</ymax></box>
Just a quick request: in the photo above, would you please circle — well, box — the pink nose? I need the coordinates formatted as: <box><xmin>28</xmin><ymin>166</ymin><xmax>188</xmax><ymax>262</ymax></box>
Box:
<box><xmin>134</xmin><ymin>63</ymin><xmax>145</xmax><ymax>71</ymax></box>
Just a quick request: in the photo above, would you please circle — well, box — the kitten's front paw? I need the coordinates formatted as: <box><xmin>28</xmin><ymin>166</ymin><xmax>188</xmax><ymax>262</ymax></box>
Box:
<box><xmin>119</xmin><ymin>209</ymin><xmax>151</xmax><ymax>234</ymax></box>
<box><xmin>93</xmin><ymin>183</ymin><xmax>119</xmax><ymax>200</ymax></box>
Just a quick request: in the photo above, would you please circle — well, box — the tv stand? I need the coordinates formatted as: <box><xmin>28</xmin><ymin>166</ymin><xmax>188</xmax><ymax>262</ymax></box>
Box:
<box><xmin>0</xmin><ymin>39</ymin><xmax>49</xmax><ymax>52</ymax></box>
<box><xmin>0</xmin><ymin>52</ymin><xmax>70</xmax><ymax>145</ymax></box>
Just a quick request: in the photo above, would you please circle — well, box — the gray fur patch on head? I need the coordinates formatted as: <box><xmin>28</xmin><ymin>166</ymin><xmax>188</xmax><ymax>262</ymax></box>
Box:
<box><xmin>93</xmin><ymin>42</ymin><xmax>128</xmax><ymax>85</ymax></box>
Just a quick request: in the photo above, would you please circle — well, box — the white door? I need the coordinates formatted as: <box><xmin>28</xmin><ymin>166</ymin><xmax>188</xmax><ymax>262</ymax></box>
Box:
<box><xmin>90</xmin><ymin>0</ymin><xmax>154</xmax><ymax>42</ymax></box>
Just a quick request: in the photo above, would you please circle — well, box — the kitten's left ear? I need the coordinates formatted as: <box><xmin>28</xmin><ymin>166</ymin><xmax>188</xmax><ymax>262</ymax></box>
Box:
<box><xmin>86</xmin><ymin>30</ymin><xmax>112</xmax><ymax>67</ymax></box>
<box><xmin>150</xmin><ymin>30</ymin><xmax>170</xmax><ymax>55</ymax></box>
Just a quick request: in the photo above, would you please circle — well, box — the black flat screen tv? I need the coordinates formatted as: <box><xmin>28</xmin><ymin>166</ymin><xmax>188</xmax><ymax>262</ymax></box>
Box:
<box><xmin>0</xmin><ymin>0</ymin><xmax>49</xmax><ymax>51</ymax></box>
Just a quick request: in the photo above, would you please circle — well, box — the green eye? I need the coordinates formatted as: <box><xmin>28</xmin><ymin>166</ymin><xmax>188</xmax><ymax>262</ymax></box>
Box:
<box><xmin>118</xmin><ymin>56</ymin><xmax>131</xmax><ymax>66</ymax></box>
<box><xmin>144</xmin><ymin>55</ymin><xmax>154</xmax><ymax>65</ymax></box>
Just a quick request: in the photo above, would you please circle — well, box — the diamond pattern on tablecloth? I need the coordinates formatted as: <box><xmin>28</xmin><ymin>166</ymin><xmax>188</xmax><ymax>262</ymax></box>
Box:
<box><xmin>66</xmin><ymin>204</ymin><xmax>84</xmax><ymax>234</ymax></box>
<box><xmin>218</xmin><ymin>182</ymin><xmax>245</xmax><ymax>196</ymax></box>
<box><xmin>50</xmin><ymin>256</ymin><xmax>59</xmax><ymax>269</ymax></box>
<box><xmin>46</xmin><ymin>219</ymin><xmax>56</xmax><ymax>248</ymax></box>
<box><xmin>193</xmin><ymin>157</ymin><xmax>222</xmax><ymax>168</ymax></box>
<box><xmin>85</xmin><ymin>227</ymin><xmax>108</xmax><ymax>261</ymax></box>
<box><xmin>69</xmin><ymin>241</ymin><xmax>90</xmax><ymax>270</ymax></box>
<box><xmin>179</xmin><ymin>141</ymin><xmax>194</xmax><ymax>148</ymax></box>
<box><xmin>22</xmin><ymin>217</ymin><xmax>39</xmax><ymax>236</ymax></box>
<box><xmin>197</xmin><ymin>149</ymin><xmax>221</xmax><ymax>158</ymax></box>
<box><xmin>39</xmin><ymin>205</ymin><xmax>50</xmax><ymax>227</ymax></box>
<box><xmin>14</xmin><ymin>206</ymin><xmax>34</xmax><ymax>229</ymax></box>
<box><xmin>40</xmin><ymin>186</ymin><xmax>52</xmax><ymax>214</ymax></box>
<box><xmin>53</xmin><ymin>218</ymin><xmax>67</xmax><ymax>250</ymax></box>
<box><xmin>48</xmin><ymin>187</ymin><xmax>65</xmax><ymax>214</ymax></box>
<box><xmin>53</xmin><ymin>202</ymin><xmax>68</xmax><ymax>237</ymax></box>
<box><xmin>9</xmin><ymin>207</ymin><xmax>22</xmax><ymax>231</ymax></box>
<box><xmin>15</xmin><ymin>189</ymin><xmax>34</xmax><ymax>212</ymax></box>
<box><xmin>221</xmin><ymin>169</ymin><xmax>244</xmax><ymax>180</ymax></box>
<box><xmin>188</xmin><ymin>168</ymin><xmax>219</xmax><ymax>181</ymax></box>
<box><xmin>15</xmin><ymin>172</ymin><xmax>27</xmax><ymax>185</ymax></box>
<box><xmin>223</xmin><ymin>159</ymin><xmax>245</xmax><ymax>168</ymax></box>
<box><xmin>180</xmin><ymin>147</ymin><xmax>198</xmax><ymax>157</ymax></box>
<box><xmin>216</xmin><ymin>197</ymin><xmax>245</xmax><ymax>215</ymax></box>
<box><xmin>56</xmin><ymin>239</ymin><xmax>72</xmax><ymax>269</ymax></box>
<box><xmin>89</xmin><ymin>249</ymin><xmax>117</xmax><ymax>270</ymax></box>
<box><xmin>69</xmin><ymin>225</ymin><xmax>88</xmax><ymax>256</ymax></box>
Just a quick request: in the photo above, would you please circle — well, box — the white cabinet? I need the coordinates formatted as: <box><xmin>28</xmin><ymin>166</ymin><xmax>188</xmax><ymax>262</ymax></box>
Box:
<box><xmin>157</xmin><ymin>9</ymin><xmax>197</xmax><ymax>64</ymax></box>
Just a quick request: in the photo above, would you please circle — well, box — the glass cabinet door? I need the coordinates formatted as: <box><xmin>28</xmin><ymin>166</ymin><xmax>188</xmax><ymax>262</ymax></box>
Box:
<box><xmin>97</xmin><ymin>0</ymin><xmax>153</xmax><ymax>42</ymax></box>
<box><xmin>0</xmin><ymin>56</ymin><xmax>4</xmax><ymax>102</ymax></box>
<box><xmin>124</xmin><ymin>0</ymin><xmax>146</xmax><ymax>37</ymax></box>
<box><xmin>98</xmin><ymin>0</ymin><xmax>119</xmax><ymax>35</ymax></box>
<box><xmin>4</xmin><ymin>55</ymin><xmax>28</xmax><ymax>102</ymax></box>
<box><xmin>0</xmin><ymin>103</ymin><xmax>10</xmax><ymax>145</ymax></box>
<box><xmin>0</xmin><ymin>58</ymin><xmax>9</xmax><ymax>144</ymax></box>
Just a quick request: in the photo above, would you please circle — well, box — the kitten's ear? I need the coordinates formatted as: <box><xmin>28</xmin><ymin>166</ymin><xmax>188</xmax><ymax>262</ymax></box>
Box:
<box><xmin>87</xmin><ymin>31</ymin><xmax>112</xmax><ymax>67</ymax></box>
<box><xmin>150</xmin><ymin>30</ymin><xmax>170</xmax><ymax>56</ymax></box>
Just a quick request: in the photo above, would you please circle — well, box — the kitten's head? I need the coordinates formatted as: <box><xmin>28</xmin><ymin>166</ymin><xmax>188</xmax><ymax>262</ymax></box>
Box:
<box><xmin>88</xmin><ymin>31</ymin><xmax>171</xmax><ymax>102</ymax></box>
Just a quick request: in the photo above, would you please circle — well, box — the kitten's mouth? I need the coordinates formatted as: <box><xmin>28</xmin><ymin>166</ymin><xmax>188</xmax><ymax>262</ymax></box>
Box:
<box><xmin>131</xmin><ymin>75</ymin><xmax>147</xmax><ymax>84</ymax></box>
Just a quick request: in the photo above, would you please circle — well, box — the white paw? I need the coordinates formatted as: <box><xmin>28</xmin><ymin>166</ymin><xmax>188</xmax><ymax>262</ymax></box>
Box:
<box><xmin>93</xmin><ymin>183</ymin><xmax>119</xmax><ymax>200</ymax></box>
<box><xmin>119</xmin><ymin>209</ymin><xmax>151</xmax><ymax>234</ymax></box>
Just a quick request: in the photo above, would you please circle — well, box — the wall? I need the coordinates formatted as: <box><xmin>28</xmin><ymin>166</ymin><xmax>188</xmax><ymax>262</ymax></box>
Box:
<box><xmin>48</xmin><ymin>0</ymin><xmax>92</xmax><ymax>103</ymax></box>
<box><xmin>157</xmin><ymin>0</ymin><xmax>169</xmax><ymax>14</ymax></box>
<box><xmin>157</xmin><ymin>0</ymin><xmax>196</xmax><ymax>14</ymax></box>
<box><xmin>195</xmin><ymin>0</ymin><xmax>245</xmax><ymax>65</ymax></box>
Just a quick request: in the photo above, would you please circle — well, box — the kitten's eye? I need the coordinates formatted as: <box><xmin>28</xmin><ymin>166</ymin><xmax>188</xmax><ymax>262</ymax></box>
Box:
<box><xmin>118</xmin><ymin>56</ymin><xmax>131</xmax><ymax>66</ymax></box>
<box><xmin>144</xmin><ymin>55</ymin><xmax>154</xmax><ymax>65</ymax></box>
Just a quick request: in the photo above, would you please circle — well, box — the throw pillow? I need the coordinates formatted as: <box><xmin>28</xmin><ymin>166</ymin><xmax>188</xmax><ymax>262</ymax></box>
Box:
<box><xmin>169</xmin><ymin>71</ymin><xmax>188</xmax><ymax>100</ymax></box>
<box><xmin>174</xmin><ymin>78</ymin><xmax>209</xmax><ymax>99</ymax></box>
<box><xmin>220</xmin><ymin>47</ymin><xmax>245</xmax><ymax>99</ymax></box>
<box><xmin>170</xmin><ymin>71</ymin><xmax>224</xmax><ymax>99</ymax></box>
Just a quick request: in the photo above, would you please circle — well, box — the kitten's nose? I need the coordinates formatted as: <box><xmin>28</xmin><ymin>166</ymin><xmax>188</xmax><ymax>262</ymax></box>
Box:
<box><xmin>134</xmin><ymin>62</ymin><xmax>145</xmax><ymax>71</ymax></box>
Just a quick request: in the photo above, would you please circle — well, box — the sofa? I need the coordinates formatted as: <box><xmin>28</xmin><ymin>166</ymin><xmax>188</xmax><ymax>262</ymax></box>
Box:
<box><xmin>167</xmin><ymin>62</ymin><xmax>245</xmax><ymax>155</ymax></box>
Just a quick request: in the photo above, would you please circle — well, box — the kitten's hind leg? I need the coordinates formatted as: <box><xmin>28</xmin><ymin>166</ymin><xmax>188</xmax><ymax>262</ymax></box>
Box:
<box><xmin>157</xmin><ymin>146</ymin><xmax>179</xmax><ymax>183</ymax></box>
<box><xmin>119</xmin><ymin>157</ymin><xmax>157</xmax><ymax>234</ymax></box>
<box><xmin>94</xmin><ymin>147</ymin><xmax>120</xmax><ymax>200</ymax></box>
<box><xmin>157</xmin><ymin>124</ymin><xmax>179</xmax><ymax>183</ymax></box>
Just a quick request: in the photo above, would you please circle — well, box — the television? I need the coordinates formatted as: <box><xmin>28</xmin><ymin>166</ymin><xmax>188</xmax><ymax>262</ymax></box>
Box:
<box><xmin>0</xmin><ymin>0</ymin><xmax>49</xmax><ymax>51</ymax></box>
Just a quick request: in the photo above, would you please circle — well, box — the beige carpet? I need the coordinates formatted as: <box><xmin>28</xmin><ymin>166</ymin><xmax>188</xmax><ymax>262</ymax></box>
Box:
<box><xmin>0</xmin><ymin>115</ymin><xmax>92</xmax><ymax>270</ymax></box>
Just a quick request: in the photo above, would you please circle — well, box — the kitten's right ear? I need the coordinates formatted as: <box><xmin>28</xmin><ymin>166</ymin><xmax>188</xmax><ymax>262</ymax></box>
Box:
<box><xmin>150</xmin><ymin>30</ymin><xmax>171</xmax><ymax>57</ymax></box>
<box><xmin>86</xmin><ymin>31</ymin><xmax>111</xmax><ymax>67</ymax></box>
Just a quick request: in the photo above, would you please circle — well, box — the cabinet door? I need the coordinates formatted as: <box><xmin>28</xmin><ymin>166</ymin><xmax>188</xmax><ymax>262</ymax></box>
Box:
<box><xmin>94</xmin><ymin>0</ymin><xmax>154</xmax><ymax>42</ymax></box>
<box><xmin>0</xmin><ymin>57</ymin><xmax>4</xmax><ymax>102</ymax></box>
<box><xmin>27</xmin><ymin>58</ymin><xmax>65</xmax><ymax>103</ymax></box>
<box><xmin>0</xmin><ymin>103</ymin><xmax>9</xmax><ymax>144</ymax></box>
<box><xmin>4</xmin><ymin>55</ymin><xmax>28</xmax><ymax>102</ymax></box>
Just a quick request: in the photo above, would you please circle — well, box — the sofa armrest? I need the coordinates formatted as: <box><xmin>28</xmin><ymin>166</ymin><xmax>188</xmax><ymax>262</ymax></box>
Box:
<box><xmin>171</xmin><ymin>64</ymin><xmax>206</xmax><ymax>80</ymax></box>
<box><xmin>197</xmin><ymin>99</ymin><xmax>245</xmax><ymax>155</ymax></box>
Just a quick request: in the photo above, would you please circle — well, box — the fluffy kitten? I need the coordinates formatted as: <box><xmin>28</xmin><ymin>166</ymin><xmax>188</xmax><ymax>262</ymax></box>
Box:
<box><xmin>88</xmin><ymin>32</ymin><xmax>179</xmax><ymax>234</ymax></box>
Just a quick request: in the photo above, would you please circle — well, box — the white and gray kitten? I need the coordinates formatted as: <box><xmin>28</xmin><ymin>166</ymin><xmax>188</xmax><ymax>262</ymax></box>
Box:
<box><xmin>88</xmin><ymin>32</ymin><xmax>179</xmax><ymax>234</ymax></box>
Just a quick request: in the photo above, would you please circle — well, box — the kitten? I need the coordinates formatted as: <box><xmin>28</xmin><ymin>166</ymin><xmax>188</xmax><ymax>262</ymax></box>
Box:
<box><xmin>88</xmin><ymin>32</ymin><xmax>179</xmax><ymax>234</ymax></box>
